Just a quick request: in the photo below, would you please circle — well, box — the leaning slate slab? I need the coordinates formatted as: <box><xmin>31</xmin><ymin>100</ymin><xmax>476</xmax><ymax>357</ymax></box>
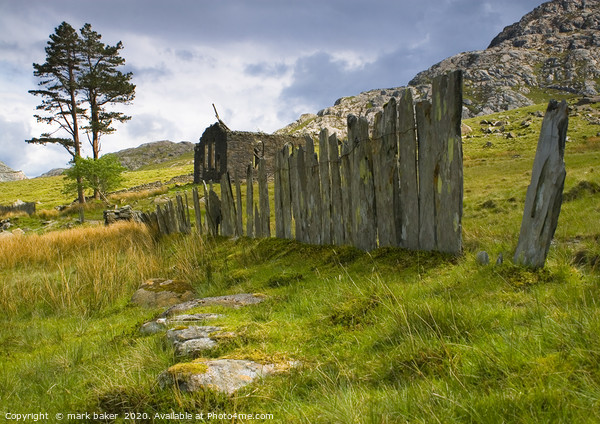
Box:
<box><xmin>514</xmin><ymin>100</ymin><xmax>569</xmax><ymax>268</ymax></box>
<box><xmin>159</xmin><ymin>293</ymin><xmax>266</xmax><ymax>318</ymax></box>
<box><xmin>158</xmin><ymin>358</ymin><xmax>293</xmax><ymax>394</ymax></box>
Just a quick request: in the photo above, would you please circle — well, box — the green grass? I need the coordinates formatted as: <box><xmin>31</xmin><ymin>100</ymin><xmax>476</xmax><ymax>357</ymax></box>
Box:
<box><xmin>1</xmin><ymin>100</ymin><xmax>600</xmax><ymax>422</ymax></box>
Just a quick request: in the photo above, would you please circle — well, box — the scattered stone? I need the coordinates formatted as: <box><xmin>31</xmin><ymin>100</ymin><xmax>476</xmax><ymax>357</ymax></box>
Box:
<box><xmin>461</xmin><ymin>123</ymin><xmax>473</xmax><ymax>135</ymax></box>
<box><xmin>483</xmin><ymin>141</ymin><xmax>494</xmax><ymax>148</ymax></box>
<box><xmin>176</xmin><ymin>338</ymin><xmax>217</xmax><ymax>356</ymax></box>
<box><xmin>520</xmin><ymin>120</ymin><xmax>532</xmax><ymax>128</ymax></box>
<box><xmin>167</xmin><ymin>326</ymin><xmax>222</xmax><ymax>344</ymax></box>
<box><xmin>169</xmin><ymin>313</ymin><xmax>224</xmax><ymax>323</ymax></box>
<box><xmin>140</xmin><ymin>320</ymin><xmax>167</xmax><ymax>335</ymax></box>
<box><xmin>158</xmin><ymin>358</ymin><xmax>295</xmax><ymax>394</ymax></box>
<box><xmin>496</xmin><ymin>252</ymin><xmax>504</xmax><ymax>265</ymax></box>
<box><xmin>476</xmin><ymin>251</ymin><xmax>490</xmax><ymax>265</ymax></box>
<box><xmin>160</xmin><ymin>293</ymin><xmax>266</xmax><ymax>318</ymax></box>
<box><xmin>131</xmin><ymin>279</ymin><xmax>196</xmax><ymax>309</ymax></box>
<box><xmin>103</xmin><ymin>205</ymin><xmax>143</xmax><ymax>225</ymax></box>
<box><xmin>506</xmin><ymin>132</ymin><xmax>517</xmax><ymax>139</ymax></box>
<box><xmin>167</xmin><ymin>325</ymin><xmax>223</xmax><ymax>356</ymax></box>
<box><xmin>576</xmin><ymin>96</ymin><xmax>600</xmax><ymax>106</ymax></box>
<box><xmin>11</xmin><ymin>228</ymin><xmax>25</xmax><ymax>236</ymax></box>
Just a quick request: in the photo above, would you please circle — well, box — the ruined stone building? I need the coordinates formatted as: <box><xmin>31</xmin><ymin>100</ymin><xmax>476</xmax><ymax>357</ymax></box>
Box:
<box><xmin>194</xmin><ymin>121</ymin><xmax>304</xmax><ymax>183</ymax></box>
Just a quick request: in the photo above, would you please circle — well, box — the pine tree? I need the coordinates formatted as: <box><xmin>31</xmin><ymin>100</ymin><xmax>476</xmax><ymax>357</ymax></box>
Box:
<box><xmin>27</xmin><ymin>22</ymin><xmax>86</xmax><ymax>203</ymax></box>
<box><xmin>79</xmin><ymin>23</ymin><xmax>135</xmax><ymax>161</ymax></box>
<box><xmin>28</xmin><ymin>22</ymin><xmax>135</xmax><ymax>204</ymax></box>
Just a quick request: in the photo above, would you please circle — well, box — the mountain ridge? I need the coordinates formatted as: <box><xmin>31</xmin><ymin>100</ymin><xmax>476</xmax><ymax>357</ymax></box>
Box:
<box><xmin>0</xmin><ymin>160</ymin><xmax>27</xmax><ymax>182</ymax></box>
<box><xmin>276</xmin><ymin>0</ymin><xmax>600</xmax><ymax>139</ymax></box>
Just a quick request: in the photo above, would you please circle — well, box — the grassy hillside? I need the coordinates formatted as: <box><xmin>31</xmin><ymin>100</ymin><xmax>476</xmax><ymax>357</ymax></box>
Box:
<box><xmin>1</xmin><ymin>100</ymin><xmax>599</xmax><ymax>422</ymax></box>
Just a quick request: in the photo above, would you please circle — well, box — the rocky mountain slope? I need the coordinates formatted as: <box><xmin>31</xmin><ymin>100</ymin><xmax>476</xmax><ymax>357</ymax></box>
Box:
<box><xmin>0</xmin><ymin>160</ymin><xmax>27</xmax><ymax>182</ymax></box>
<box><xmin>105</xmin><ymin>140</ymin><xmax>194</xmax><ymax>170</ymax></box>
<box><xmin>277</xmin><ymin>0</ymin><xmax>600</xmax><ymax>139</ymax></box>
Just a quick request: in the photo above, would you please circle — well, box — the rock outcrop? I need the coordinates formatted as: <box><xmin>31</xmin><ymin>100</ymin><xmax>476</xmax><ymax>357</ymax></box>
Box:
<box><xmin>107</xmin><ymin>140</ymin><xmax>194</xmax><ymax>171</ymax></box>
<box><xmin>131</xmin><ymin>278</ymin><xmax>196</xmax><ymax>308</ymax></box>
<box><xmin>410</xmin><ymin>0</ymin><xmax>600</xmax><ymax>116</ymax></box>
<box><xmin>0</xmin><ymin>161</ymin><xmax>27</xmax><ymax>182</ymax></box>
<box><xmin>277</xmin><ymin>0</ymin><xmax>600</xmax><ymax>139</ymax></box>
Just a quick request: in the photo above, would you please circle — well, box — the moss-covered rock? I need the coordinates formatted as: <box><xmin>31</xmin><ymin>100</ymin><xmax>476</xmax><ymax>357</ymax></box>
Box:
<box><xmin>131</xmin><ymin>278</ymin><xmax>196</xmax><ymax>308</ymax></box>
<box><xmin>158</xmin><ymin>358</ymin><xmax>295</xmax><ymax>394</ymax></box>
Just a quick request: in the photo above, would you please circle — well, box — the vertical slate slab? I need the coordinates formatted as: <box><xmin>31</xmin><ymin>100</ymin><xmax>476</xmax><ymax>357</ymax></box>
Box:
<box><xmin>184</xmin><ymin>193</ymin><xmax>192</xmax><ymax>233</ymax></box>
<box><xmin>177</xmin><ymin>193</ymin><xmax>191</xmax><ymax>234</ymax></box>
<box><xmin>372</xmin><ymin>99</ymin><xmax>400</xmax><ymax>247</ymax></box>
<box><xmin>514</xmin><ymin>100</ymin><xmax>569</xmax><ymax>268</ymax></box>
<box><xmin>296</xmin><ymin>145</ymin><xmax>309</xmax><ymax>243</ymax></box>
<box><xmin>416</xmin><ymin>100</ymin><xmax>436</xmax><ymax>251</ymax></box>
<box><xmin>167</xmin><ymin>200</ymin><xmax>177</xmax><ymax>234</ymax></box>
<box><xmin>350</xmin><ymin>115</ymin><xmax>377</xmax><ymax>251</ymax></box>
<box><xmin>280</xmin><ymin>145</ymin><xmax>293</xmax><ymax>239</ymax></box>
<box><xmin>289</xmin><ymin>147</ymin><xmax>303</xmax><ymax>242</ymax></box>
<box><xmin>328</xmin><ymin>133</ymin><xmax>344</xmax><ymax>246</ymax></box>
<box><xmin>274</xmin><ymin>151</ymin><xmax>284</xmax><ymax>239</ymax></box>
<box><xmin>203</xmin><ymin>182</ymin><xmax>213</xmax><ymax>236</ymax></box>
<box><xmin>431</xmin><ymin>70</ymin><xmax>463</xmax><ymax>255</ymax></box>
<box><xmin>304</xmin><ymin>135</ymin><xmax>322</xmax><ymax>244</ymax></box>
<box><xmin>234</xmin><ymin>173</ymin><xmax>243</xmax><ymax>237</ymax></box>
<box><xmin>204</xmin><ymin>181</ymin><xmax>221</xmax><ymax>236</ymax></box>
<box><xmin>258</xmin><ymin>158</ymin><xmax>271</xmax><ymax>237</ymax></box>
<box><xmin>340</xmin><ymin>138</ymin><xmax>353</xmax><ymax>245</ymax></box>
<box><xmin>156</xmin><ymin>204</ymin><xmax>166</xmax><ymax>235</ymax></box>
<box><xmin>208</xmin><ymin>187</ymin><xmax>221</xmax><ymax>236</ymax></box>
<box><xmin>254</xmin><ymin>204</ymin><xmax>262</xmax><ymax>238</ymax></box>
<box><xmin>398</xmin><ymin>89</ymin><xmax>419</xmax><ymax>250</ymax></box>
<box><xmin>246</xmin><ymin>164</ymin><xmax>254</xmax><ymax>238</ymax></box>
<box><xmin>219</xmin><ymin>173</ymin><xmax>230</xmax><ymax>236</ymax></box>
<box><xmin>347</xmin><ymin>115</ymin><xmax>360</xmax><ymax>244</ymax></box>
<box><xmin>319</xmin><ymin>129</ymin><xmax>332</xmax><ymax>245</ymax></box>
<box><xmin>220</xmin><ymin>172</ymin><xmax>237</xmax><ymax>237</ymax></box>
<box><xmin>192</xmin><ymin>187</ymin><xmax>203</xmax><ymax>235</ymax></box>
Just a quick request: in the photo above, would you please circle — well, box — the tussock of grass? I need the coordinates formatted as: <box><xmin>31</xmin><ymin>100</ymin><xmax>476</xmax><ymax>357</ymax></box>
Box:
<box><xmin>0</xmin><ymin>222</ymin><xmax>159</xmax><ymax>316</ymax></box>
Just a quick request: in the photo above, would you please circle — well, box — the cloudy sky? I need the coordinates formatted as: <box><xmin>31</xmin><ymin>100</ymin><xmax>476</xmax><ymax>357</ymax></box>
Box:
<box><xmin>1</xmin><ymin>0</ymin><xmax>543</xmax><ymax>177</ymax></box>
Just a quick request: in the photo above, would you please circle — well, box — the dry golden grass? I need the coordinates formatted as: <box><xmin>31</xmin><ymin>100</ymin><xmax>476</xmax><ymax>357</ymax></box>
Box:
<box><xmin>35</xmin><ymin>208</ymin><xmax>60</xmax><ymax>220</ymax></box>
<box><xmin>0</xmin><ymin>221</ymin><xmax>163</xmax><ymax>316</ymax></box>
<box><xmin>0</xmin><ymin>210</ymin><xmax>29</xmax><ymax>220</ymax></box>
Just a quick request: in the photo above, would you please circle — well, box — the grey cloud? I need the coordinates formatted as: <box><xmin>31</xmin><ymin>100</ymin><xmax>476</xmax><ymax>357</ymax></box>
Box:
<box><xmin>125</xmin><ymin>113</ymin><xmax>177</xmax><ymax>141</ymax></box>
<box><xmin>126</xmin><ymin>63</ymin><xmax>172</xmax><ymax>82</ymax></box>
<box><xmin>278</xmin><ymin>46</ymin><xmax>426</xmax><ymax>119</ymax></box>
<box><xmin>244</xmin><ymin>62</ymin><xmax>289</xmax><ymax>77</ymax></box>
<box><xmin>4</xmin><ymin>0</ymin><xmax>544</xmax><ymax>56</ymax></box>
<box><xmin>175</xmin><ymin>49</ymin><xmax>195</xmax><ymax>61</ymax></box>
<box><xmin>0</xmin><ymin>117</ymin><xmax>69</xmax><ymax>177</ymax></box>
<box><xmin>0</xmin><ymin>118</ymin><xmax>29</xmax><ymax>171</ymax></box>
